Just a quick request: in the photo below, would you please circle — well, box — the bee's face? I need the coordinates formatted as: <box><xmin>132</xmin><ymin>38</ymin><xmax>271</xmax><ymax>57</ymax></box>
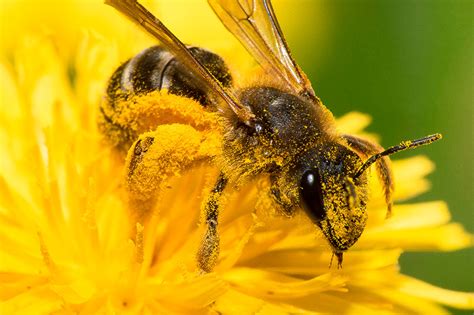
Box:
<box><xmin>298</xmin><ymin>143</ymin><xmax>368</xmax><ymax>253</ymax></box>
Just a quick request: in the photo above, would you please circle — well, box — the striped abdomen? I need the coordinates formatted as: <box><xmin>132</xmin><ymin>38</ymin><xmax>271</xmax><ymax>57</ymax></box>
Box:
<box><xmin>100</xmin><ymin>45</ymin><xmax>232</xmax><ymax>151</ymax></box>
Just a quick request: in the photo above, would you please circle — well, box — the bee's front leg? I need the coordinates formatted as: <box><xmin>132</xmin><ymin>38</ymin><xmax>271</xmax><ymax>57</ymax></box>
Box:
<box><xmin>270</xmin><ymin>173</ymin><xmax>298</xmax><ymax>218</ymax></box>
<box><xmin>197</xmin><ymin>173</ymin><xmax>227</xmax><ymax>272</ymax></box>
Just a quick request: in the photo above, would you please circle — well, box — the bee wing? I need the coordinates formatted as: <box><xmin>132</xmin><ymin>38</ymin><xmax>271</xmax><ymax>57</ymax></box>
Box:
<box><xmin>209</xmin><ymin>0</ymin><xmax>316</xmax><ymax>99</ymax></box>
<box><xmin>106</xmin><ymin>0</ymin><xmax>254</xmax><ymax>124</ymax></box>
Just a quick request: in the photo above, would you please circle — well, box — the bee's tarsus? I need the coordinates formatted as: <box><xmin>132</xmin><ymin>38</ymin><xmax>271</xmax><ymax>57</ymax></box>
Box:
<box><xmin>386</xmin><ymin>202</ymin><xmax>393</xmax><ymax>219</ymax></box>
<box><xmin>197</xmin><ymin>173</ymin><xmax>228</xmax><ymax>272</ymax></box>
<box><xmin>329</xmin><ymin>252</ymin><xmax>334</xmax><ymax>269</ymax></box>
<box><xmin>197</xmin><ymin>226</ymin><xmax>220</xmax><ymax>273</ymax></box>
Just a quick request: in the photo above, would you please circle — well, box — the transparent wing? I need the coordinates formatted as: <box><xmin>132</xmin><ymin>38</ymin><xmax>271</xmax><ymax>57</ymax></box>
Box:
<box><xmin>209</xmin><ymin>0</ymin><xmax>316</xmax><ymax>99</ymax></box>
<box><xmin>106</xmin><ymin>0</ymin><xmax>254</xmax><ymax>124</ymax></box>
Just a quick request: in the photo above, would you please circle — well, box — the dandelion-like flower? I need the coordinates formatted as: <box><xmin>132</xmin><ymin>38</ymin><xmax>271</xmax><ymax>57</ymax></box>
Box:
<box><xmin>1</xmin><ymin>1</ymin><xmax>473</xmax><ymax>314</ymax></box>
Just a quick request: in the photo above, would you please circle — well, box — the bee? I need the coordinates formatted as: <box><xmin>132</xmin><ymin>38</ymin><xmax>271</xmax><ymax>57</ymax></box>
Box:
<box><xmin>101</xmin><ymin>0</ymin><xmax>441</xmax><ymax>271</ymax></box>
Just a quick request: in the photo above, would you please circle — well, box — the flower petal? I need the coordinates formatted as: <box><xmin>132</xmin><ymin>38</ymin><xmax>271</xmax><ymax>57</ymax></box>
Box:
<box><xmin>336</xmin><ymin>112</ymin><xmax>372</xmax><ymax>134</ymax></box>
<box><xmin>147</xmin><ymin>273</ymin><xmax>227</xmax><ymax>310</ymax></box>
<box><xmin>361</xmin><ymin>223</ymin><xmax>473</xmax><ymax>251</ymax></box>
<box><xmin>366</xmin><ymin>201</ymin><xmax>451</xmax><ymax>229</ymax></box>
<box><xmin>222</xmin><ymin>268</ymin><xmax>347</xmax><ymax>299</ymax></box>
<box><xmin>241</xmin><ymin>249</ymin><xmax>401</xmax><ymax>277</ymax></box>
<box><xmin>396</xmin><ymin>275</ymin><xmax>474</xmax><ymax>309</ymax></box>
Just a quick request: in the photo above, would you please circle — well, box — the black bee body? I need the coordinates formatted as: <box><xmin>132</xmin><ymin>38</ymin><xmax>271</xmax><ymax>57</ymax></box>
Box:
<box><xmin>107</xmin><ymin>45</ymin><xmax>232</xmax><ymax>105</ymax></box>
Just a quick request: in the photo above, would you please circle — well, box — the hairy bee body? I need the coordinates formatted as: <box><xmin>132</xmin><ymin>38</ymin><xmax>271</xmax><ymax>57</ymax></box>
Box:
<box><xmin>102</xmin><ymin>43</ymin><xmax>369</xmax><ymax>256</ymax></box>
<box><xmin>222</xmin><ymin>86</ymin><xmax>335</xmax><ymax>182</ymax></box>
<box><xmin>104</xmin><ymin>0</ymin><xmax>440</xmax><ymax>271</ymax></box>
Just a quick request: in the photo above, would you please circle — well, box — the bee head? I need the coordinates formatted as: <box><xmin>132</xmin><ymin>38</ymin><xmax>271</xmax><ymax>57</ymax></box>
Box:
<box><xmin>298</xmin><ymin>143</ymin><xmax>369</xmax><ymax>263</ymax></box>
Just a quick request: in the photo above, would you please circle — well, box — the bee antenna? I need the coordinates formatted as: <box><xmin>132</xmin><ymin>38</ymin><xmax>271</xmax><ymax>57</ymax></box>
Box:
<box><xmin>353</xmin><ymin>133</ymin><xmax>442</xmax><ymax>179</ymax></box>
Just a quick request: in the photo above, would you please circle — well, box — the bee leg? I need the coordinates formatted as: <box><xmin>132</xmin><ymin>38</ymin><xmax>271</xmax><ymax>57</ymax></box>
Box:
<box><xmin>126</xmin><ymin>123</ymin><xmax>216</xmax><ymax>222</ymax></box>
<box><xmin>270</xmin><ymin>174</ymin><xmax>297</xmax><ymax>217</ymax></box>
<box><xmin>197</xmin><ymin>173</ymin><xmax>228</xmax><ymax>272</ymax></box>
<box><xmin>343</xmin><ymin>135</ymin><xmax>395</xmax><ymax>217</ymax></box>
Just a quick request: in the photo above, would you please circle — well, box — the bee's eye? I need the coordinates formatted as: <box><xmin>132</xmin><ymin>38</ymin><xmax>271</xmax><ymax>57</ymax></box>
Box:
<box><xmin>300</xmin><ymin>170</ymin><xmax>326</xmax><ymax>221</ymax></box>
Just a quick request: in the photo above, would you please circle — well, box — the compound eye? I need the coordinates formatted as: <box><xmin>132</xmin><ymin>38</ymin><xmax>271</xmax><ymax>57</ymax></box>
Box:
<box><xmin>300</xmin><ymin>169</ymin><xmax>326</xmax><ymax>221</ymax></box>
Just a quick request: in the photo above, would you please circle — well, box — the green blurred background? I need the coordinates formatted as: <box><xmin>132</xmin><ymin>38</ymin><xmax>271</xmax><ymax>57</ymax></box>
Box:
<box><xmin>276</xmin><ymin>0</ymin><xmax>472</xmax><ymax>313</ymax></box>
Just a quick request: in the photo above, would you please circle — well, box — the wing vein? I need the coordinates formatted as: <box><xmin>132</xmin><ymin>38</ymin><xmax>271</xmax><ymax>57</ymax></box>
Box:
<box><xmin>208</xmin><ymin>0</ymin><xmax>317</xmax><ymax>100</ymax></box>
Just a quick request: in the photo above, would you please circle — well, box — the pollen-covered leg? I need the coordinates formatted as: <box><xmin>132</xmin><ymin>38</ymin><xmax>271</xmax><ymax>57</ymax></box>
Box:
<box><xmin>197</xmin><ymin>173</ymin><xmax>227</xmax><ymax>272</ymax></box>
<box><xmin>125</xmin><ymin>123</ymin><xmax>220</xmax><ymax>222</ymax></box>
<box><xmin>343</xmin><ymin>134</ymin><xmax>395</xmax><ymax>217</ymax></box>
<box><xmin>269</xmin><ymin>173</ymin><xmax>298</xmax><ymax>217</ymax></box>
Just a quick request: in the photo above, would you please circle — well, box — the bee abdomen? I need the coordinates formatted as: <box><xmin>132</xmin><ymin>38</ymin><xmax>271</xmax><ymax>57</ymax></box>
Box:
<box><xmin>100</xmin><ymin>45</ymin><xmax>232</xmax><ymax>152</ymax></box>
<box><xmin>107</xmin><ymin>45</ymin><xmax>232</xmax><ymax>105</ymax></box>
<box><xmin>107</xmin><ymin>46</ymin><xmax>172</xmax><ymax>99</ymax></box>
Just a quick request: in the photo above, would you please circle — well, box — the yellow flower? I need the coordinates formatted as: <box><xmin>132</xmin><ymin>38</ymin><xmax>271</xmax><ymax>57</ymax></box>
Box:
<box><xmin>1</xmin><ymin>0</ymin><xmax>473</xmax><ymax>314</ymax></box>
